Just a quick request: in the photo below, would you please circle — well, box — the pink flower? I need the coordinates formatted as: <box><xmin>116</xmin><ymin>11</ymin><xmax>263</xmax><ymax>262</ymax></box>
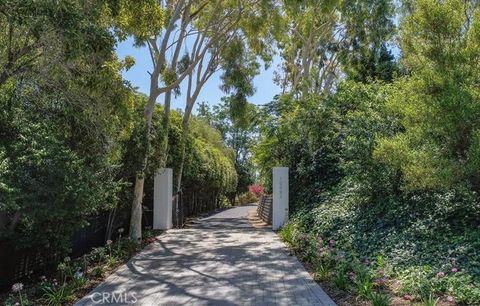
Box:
<box><xmin>436</xmin><ymin>271</ymin><xmax>445</xmax><ymax>278</ymax></box>
<box><xmin>403</xmin><ymin>294</ymin><xmax>413</xmax><ymax>301</ymax></box>
<box><xmin>447</xmin><ymin>295</ymin><xmax>455</xmax><ymax>303</ymax></box>
<box><xmin>328</xmin><ymin>239</ymin><xmax>335</xmax><ymax>247</ymax></box>
<box><xmin>451</xmin><ymin>267</ymin><xmax>459</xmax><ymax>273</ymax></box>
<box><xmin>248</xmin><ymin>185</ymin><xmax>265</xmax><ymax>196</ymax></box>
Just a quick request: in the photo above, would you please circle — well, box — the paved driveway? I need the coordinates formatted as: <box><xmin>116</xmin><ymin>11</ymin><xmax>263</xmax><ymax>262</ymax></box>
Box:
<box><xmin>75</xmin><ymin>205</ymin><xmax>336</xmax><ymax>306</ymax></box>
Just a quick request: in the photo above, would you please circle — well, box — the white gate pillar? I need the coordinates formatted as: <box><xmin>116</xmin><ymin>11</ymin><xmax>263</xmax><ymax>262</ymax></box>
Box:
<box><xmin>153</xmin><ymin>168</ymin><xmax>173</xmax><ymax>230</ymax></box>
<box><xmin>272</xmin><ymin>167</ymin><xmax>289</xmax><ymax>230</ymax></box>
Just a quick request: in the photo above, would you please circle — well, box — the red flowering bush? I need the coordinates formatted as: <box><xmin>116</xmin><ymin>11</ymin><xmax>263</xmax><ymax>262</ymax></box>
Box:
<box><xmin>248</xmin><ymin>185</ymin><xmax>265</xmax><ymax>197</ymax></box>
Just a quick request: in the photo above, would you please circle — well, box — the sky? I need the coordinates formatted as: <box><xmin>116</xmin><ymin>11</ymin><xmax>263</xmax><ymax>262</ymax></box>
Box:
<box><xmin>115</xmin><ymin>37</ymin><xmax>282</xmax><ymax>112</ymax></box>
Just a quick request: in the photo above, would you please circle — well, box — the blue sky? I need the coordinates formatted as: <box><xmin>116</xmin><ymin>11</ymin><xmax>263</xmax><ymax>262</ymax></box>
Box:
<box><xmin>115</xmin><ymin>37</ymin><xmax>282</xmax><ymax>112</ymax></box>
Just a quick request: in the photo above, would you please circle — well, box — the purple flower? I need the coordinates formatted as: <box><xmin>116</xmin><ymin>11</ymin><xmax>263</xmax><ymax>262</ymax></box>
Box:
<box><xmin>328</xmin><ymin>239</ymin><xmax>335</xmax><ymax>247</ymax></box>
<box><xmin>436</xmin><ymin>271</ymin><xmax>445</xmax><ymax>278</ymax></box>
<box><xmin>451</xmin><ymin>267</ymin><xmax>459</xmax><ymax>273</ymax></box>
<box><xmin>447</xmin><ymin>295</ymin><xmax>455</xmax><ymax>303</ymax></box>
<box><xmin>11</xmin><ymin>283</ymin><xmax>23</xmax><ymax>293</ymax></box>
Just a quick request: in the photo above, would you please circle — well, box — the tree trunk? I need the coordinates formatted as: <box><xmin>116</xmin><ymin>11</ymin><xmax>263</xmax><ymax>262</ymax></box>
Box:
<box><xmin>176</xmin><ymin>119</ymin><xmax>190</xmax><ymax>192</ymax></box>
<box><xmin>129</xmin><ymin>174</ymin><xmax>144</xmax><ymax>242</ymax></box>
<box><xmin>129</xmin><ymin>79</ymin><xmax>158</xmax><ymax>242</ymax></box>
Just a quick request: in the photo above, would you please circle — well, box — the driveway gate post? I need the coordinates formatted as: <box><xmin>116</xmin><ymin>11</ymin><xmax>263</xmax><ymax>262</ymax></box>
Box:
<box><xmin>272</xmin><ymin>167</ymin><xmax>289</xmax><ymax>230</ymax></box>
<box><xmin>153</xmin><ymin>168</ymin><xmax>173</xmax><ymax>230</ymax></box>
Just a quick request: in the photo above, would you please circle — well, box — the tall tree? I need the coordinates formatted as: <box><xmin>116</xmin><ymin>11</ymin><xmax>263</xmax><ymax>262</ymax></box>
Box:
<box><xmin>275</xmin><ymin>0</ymin><xmax>396</xmax><ymax>97</ymax></box>
<box><xmin>0</xmin><ymin>0</ymin><xmax>135</xmax><ymax>256</ymax></box>
<box><xmin>0</xmin><ymin>0</ymin><xmax>114</xmax><ymax>86</ymax></box>
<box><xmin>375</xmin><ymin>0</ymin><xmax>480</xmax><ymax>190</ymax></box>
<box><xmin>197</xmin><ymin>99</ymin><xmax>259</xmax><ymax>200</ymax></box>
<box><xmin>126</xmin><ymin>0</ymin><xmax>279</xmax><ymax>240</ymax></box>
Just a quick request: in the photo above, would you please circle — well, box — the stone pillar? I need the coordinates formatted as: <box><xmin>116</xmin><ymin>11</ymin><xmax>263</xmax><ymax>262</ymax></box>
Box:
<box><xmin>272</xmin><ymin>167</ymin><xmax>289</xmax><ymax>230</ymax></box>
<box><xmin>153</xmin><ymin>168</ymin><xmax>173</xmax><ymax>230</ymax></box>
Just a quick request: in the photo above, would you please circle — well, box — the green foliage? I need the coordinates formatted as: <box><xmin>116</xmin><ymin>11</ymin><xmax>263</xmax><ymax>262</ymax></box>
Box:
<box><xmin>0</xmin><ymin>0</ymin><xmax>117</xmax><ymax>85</ymax></box>
<box><xmin>113</xmin><ymin>0</ymin><xmax>164</xmax><ymax>42</ymax></box>
<box><xmin>262</xmin><ymin>15</ymin><xmax>480</xmax><ymax>300</ymax></box>
<box><xmin>375</xmin><ymin>0</ymin><xmax>480</xmax><ymax>190</ymax></box>
<box><xmin>236</xmin><ymin>191</ymin><xmax>258</xmax><ymax>205</ymax></box>
<box><xmin>4</xmin><ymin>293</ymin><xmax>30</xmax><ymax>306</ymax></box>
<box><xmin>197</xmin><ymin>99</ymin><xmax>258</xmax><ymax>197</ymax></box>
<box><xmin>356</xmin><ymin>277</ymin><xmax>374</xmax><ymax>299</ymax></box>
<box><xmin>333</xmin><ymin>270</ymin><xmax>349</xmax><ymax>290</ymax></box>
<box><xmin>41</xmin><ymin>284</ymin><xmax>75</xmax><ymax>306</ymax></box>
<box><xmin>0</xmin><ymin>0</ymin><xmax>239</xmax><ymax>272</ymax></box>
<box><xmin>368</xmin><ymin>292</ymin><xmax>391</xmax><ymax>306</ymax></box>
<box><xmin>0</xmin><ymin>34</ymin><xmax>132</xmax><ymax>257</ymax></box>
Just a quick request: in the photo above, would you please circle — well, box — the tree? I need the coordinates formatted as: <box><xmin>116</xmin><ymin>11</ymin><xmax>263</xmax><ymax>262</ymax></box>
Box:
<box><xmin>126</xmin><ymin>0</ymin><xmax>279</xmax><ymax>238</ymax></box>
<box><xmin>275</xmin><ymin>0</ymin><xmax>396</xmax><ymax>97</ymax></box>
<box><xmin>197</xmin><ymin>98</ymin><xmax>259</xmax><ymax>200</ymax></box>
<box><xmin>375</xmin><ymin>0</ymin><xmax>480</xmax><ymax>190</ymax></box>
<box><xmin>175</xmin><ymin>31</ymin><xmax>267</xmax><ymax>203</ymax></box>
<box><xmin>0</xmin><ymin>0</ymin><xmax>135</xmax><ymax>256</ymax></box>
<box><xmin>0</xmin><ymin>0</ymin><xmax>115</xmax><ymax>86</ymax></box>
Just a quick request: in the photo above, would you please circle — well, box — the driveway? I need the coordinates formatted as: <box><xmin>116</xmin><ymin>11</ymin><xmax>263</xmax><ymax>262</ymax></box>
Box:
<box><xmin>75</xmin><ymin>205</ymin><xmax>336</xmax><ymax>306</ymax></box>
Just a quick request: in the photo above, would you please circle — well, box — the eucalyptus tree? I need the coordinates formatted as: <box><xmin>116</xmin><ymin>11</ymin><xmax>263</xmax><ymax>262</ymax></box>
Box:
<box><xmin>128</xmin><ymin>0</ymin><xmax>280</xmax><ymax>240</ymax></box>
<box><xmin>275</xmin><ymin>0</ymin><xmax>395</xmax><ymax>97</ymax></box>
<box><xmin>175</xmin><ymin>31</ymin><xmax>268</xmax><ymax>200</ymax></box>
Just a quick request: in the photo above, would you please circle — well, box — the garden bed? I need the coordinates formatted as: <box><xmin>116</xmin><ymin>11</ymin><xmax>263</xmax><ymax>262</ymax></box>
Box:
<box><xmin>0</xmin><ymin>229</ymin><xmax>164</xmax><ymax>306</ymax></box>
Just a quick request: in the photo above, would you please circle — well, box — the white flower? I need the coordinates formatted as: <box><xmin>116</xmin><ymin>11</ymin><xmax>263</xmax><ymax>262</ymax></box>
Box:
<box><xmin>74</xmin><ymin>271</ymin><xmax>84</xmax><ymax>279</ymax></box>
<box><xmin>11</xmin><ymin>283</ymin><xmax>23</xmax><ymax>293</ymax></box>
<box><xmin>106</xmin><ymin>239</ymin><xmax>113</xmax><ymax>245</ymax></box>
<box><xmin>117</xmin><ymin>228</ymin><xmax>124</xmax><ymax>234</ymax></box>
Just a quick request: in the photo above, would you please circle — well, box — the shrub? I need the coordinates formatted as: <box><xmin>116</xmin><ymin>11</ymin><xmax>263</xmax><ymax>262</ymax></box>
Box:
<box><xmin>41</xmin><ymin>284</ymin><xmax>75</xmax><ymax>306</ymax></box>
<box><xmin>248</xmin><ymin>185</ymin><xmax>264</xmax><ymax>197</ymax></box>
<box><xmin>368</xmin><ymin>292</ymin><xmax>390</xmax><ymax>306</ymax></box>
<box><xmin>237</xmin><ymin>191</ymin><xmax>258</xmax><ymax>205</ymax></box>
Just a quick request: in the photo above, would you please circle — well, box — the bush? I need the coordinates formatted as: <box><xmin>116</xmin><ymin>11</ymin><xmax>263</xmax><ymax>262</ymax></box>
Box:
<box><xmin>236</xmin><ymin>191</ymin><xmax>258</xmax><ymax>205</ymax></box>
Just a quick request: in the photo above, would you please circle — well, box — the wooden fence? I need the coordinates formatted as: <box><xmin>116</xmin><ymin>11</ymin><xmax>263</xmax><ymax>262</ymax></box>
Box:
<box><xmin>257</xmin><ymin>194</ymin><xmax>273</xmax><ymax>224</ymax></box>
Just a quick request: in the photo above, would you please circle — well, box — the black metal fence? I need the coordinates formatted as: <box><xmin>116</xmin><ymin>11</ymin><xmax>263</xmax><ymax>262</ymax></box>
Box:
<box><xmin>0</xmin><ymin>213</ymin><xmax>119</xmax><ymax>291</ymax></box>
<box><xmin>1</xmin><ymin>188</ymin><xmax>221</xmax><ymax>291</ymax></box>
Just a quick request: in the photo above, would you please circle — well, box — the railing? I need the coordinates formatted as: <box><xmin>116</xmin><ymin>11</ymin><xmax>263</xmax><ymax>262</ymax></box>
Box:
<box><xmin>257</xmin><ymin>194</ymin><xmax>273</xmax><ymax>224</ymax></box>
